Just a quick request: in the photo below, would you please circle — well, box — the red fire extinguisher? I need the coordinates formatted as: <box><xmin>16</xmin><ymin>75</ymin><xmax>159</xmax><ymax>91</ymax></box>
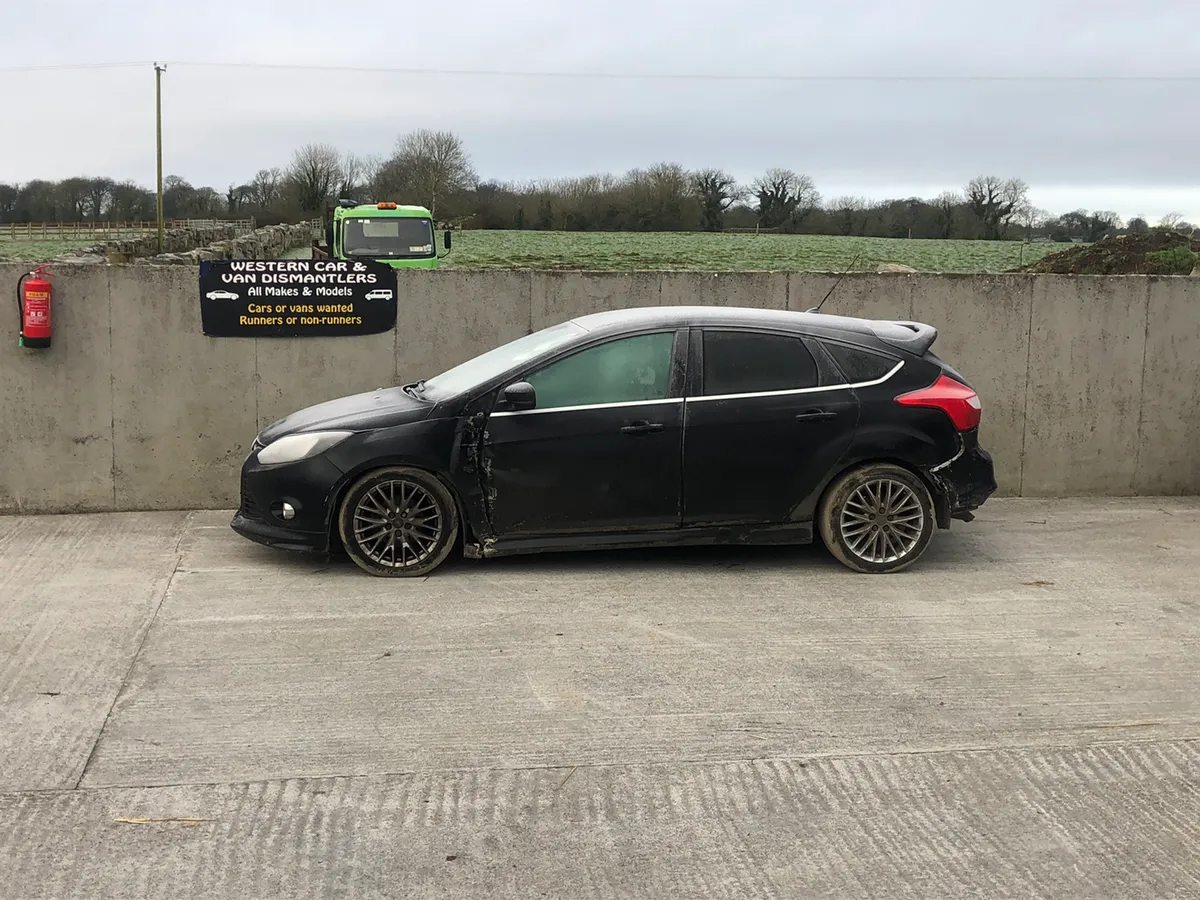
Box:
<box><xmin>16</xmin><ymin>264</ymin><xmax>53</xmax><ymax>349</ymax></box>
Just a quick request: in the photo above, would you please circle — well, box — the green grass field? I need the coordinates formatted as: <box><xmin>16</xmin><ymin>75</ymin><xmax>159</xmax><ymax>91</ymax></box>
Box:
<box><xmin>0</xmin><ymin>239</ymin><xmax>97</xmax><ymax>262</ymax></box>
<box><xmin>441</xmin><ymin>231</ymin><xmax>1065</xmax><ymax>273</ymax></box>
<box><xmin>2</xmin><ymin>230</ymin><xmax>1070</xmax><ymax>272</ymax></box>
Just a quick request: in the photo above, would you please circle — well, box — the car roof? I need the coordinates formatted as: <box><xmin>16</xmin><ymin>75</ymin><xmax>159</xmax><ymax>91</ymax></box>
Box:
<box><xmin>568</xmin><ymin>306</ymin><xmax>939</xmax><ymax>357</ymax></box>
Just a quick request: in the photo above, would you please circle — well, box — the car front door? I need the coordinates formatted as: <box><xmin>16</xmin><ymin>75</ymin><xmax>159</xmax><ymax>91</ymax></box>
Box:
<box><xmin>681</xmin><ymin>327</ymin><xmax>860</xmax><ymax>527</ymax></box>
<box><xmin>482</xmin><ymin>328</ymin><xmax>686</xmax><ymax>539</ymax></box>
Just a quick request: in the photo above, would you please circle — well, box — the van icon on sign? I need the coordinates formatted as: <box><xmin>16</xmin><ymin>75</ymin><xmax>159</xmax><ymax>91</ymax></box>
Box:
<box><xmin>364</xmin><ymin>289</ymin><xmax>394</xmax><ymax>301</ymax></box>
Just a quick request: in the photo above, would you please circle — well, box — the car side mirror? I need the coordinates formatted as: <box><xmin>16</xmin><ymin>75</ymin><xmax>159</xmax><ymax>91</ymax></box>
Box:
<box><xmin>499</xmin><ymin>381</ymin><xmax>535</xmax><ymax>411</ymax></box>
<box><xmin>443</xmin><ymin>230</ymin><xmax>452</xmax><ymax>250</ymax></box>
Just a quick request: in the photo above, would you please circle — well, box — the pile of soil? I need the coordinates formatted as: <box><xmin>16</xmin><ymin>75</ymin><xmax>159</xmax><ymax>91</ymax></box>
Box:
<box><xmin>1011</xmin><ymin>231</ymin><xmax>1200</xmax><ymax>275</ymax></box>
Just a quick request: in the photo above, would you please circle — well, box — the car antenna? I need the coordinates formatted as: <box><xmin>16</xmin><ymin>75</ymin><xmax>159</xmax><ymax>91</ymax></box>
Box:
<box><xmin>806</xmin><ymin>250</ymin><xmax>863</xmax><ymax>314</ymax></box>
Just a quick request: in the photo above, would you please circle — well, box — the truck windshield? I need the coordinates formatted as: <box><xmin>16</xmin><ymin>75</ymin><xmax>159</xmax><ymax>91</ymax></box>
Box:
<box><xmin>342</xmin><ymin>216</ymin><xmax>435</xmax><ymax>258</ymax></box>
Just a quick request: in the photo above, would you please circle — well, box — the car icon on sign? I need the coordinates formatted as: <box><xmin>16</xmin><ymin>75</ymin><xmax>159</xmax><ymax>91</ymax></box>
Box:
<box><xmin>364</xmin><ymin>289</ymin><xmax>394</xmax><ymax>301</ymax></box>
<box><xmin>206</xmin><ymin>289</ymin><xmax>239</xmax><ymax>300</ymax></box>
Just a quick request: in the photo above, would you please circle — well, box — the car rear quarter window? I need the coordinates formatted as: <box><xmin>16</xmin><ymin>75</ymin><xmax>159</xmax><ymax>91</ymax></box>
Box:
<box><xmin>820</xmin><ymin>341</ymin><xmax>899</xmax><ymax>384</ymax></box>
<box><xmin>701</xmin><ymin>330</ymin><xmax>820</xmax><ymax>396</ymax></box>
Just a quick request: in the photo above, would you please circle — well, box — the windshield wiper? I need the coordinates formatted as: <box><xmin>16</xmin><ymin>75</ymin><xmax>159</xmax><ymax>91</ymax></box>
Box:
<box><xmin>401</xmin><ymin>380</ymin><xmax>426</xmax><ymax>399</ymax></box>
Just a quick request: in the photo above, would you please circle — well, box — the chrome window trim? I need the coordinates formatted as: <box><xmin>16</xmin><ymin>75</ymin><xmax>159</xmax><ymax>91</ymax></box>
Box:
<box><xmin>490</xmin><ymin>397</ymin><xmax>684</xmax><ymax>418</ymax></box>
<box><xmin>487</xmin><ymin>360</ymin><xmax>903</xmax><ymax>417</ymax></box>
<box><xmin>689</xmin><ymin>360</ymin><xmax>904</xmax><ymax>403</ymax></box>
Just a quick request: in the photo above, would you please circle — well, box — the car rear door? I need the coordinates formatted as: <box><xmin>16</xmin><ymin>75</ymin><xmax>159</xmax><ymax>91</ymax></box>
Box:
<box><xmin>680</xmin><ymin>327</ymin><xmax>860</xmax><ymax>527</ymax></box>
<box><xmin>482</xmin><ymin>328</ymin><xmax>687</xmax><ymax>538</ymax></box>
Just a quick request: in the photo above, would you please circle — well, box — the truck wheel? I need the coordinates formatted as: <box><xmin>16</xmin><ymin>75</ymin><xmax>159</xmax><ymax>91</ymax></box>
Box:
<box><xmin>337</xmin><ymin>466</ymin><xmax>459</xmax><ymax>577</ymax></box>
<box><xmin>818</xmin><ymin>463</ymin><xmax>935</xmax><ymax>574</ymax></box>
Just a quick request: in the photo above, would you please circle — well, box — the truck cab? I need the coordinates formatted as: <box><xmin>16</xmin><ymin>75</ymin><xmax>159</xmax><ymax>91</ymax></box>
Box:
<box><xmin>316</xmin><ymin>200</ymin><xmax>452</xmax><ymax>269</ymax></box>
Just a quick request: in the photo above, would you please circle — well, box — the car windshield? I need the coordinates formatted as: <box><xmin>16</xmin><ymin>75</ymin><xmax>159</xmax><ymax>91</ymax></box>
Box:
<box><xmin>419</xmin><ymin>321</ymin><xmax>588</xmax><ymax>398</ymax></box>
<box><xmin>342</xmin><ymin>216</ymin><xmax>434</xmax><ymax>258</ymax></box>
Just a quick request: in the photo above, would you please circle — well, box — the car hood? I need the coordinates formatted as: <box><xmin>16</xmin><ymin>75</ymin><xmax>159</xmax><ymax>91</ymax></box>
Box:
<box><xmin>257</xmin><ymin>386</ymin><xmax>432</xmax><ymax>444</ymax></box>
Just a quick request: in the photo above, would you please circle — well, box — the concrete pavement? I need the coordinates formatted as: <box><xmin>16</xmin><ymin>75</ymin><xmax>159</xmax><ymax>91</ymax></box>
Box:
<box><xmin>1</xmin><ymin>499</ymin><xmax>1198</xmax><ymax>898</ymax></box>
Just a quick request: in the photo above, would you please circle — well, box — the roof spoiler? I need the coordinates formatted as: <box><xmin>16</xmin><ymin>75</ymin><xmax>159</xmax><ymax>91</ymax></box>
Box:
<box><xmin>870</xmin><ymin>320</ymin><xmax>938</xmax><ymax>356</ymax></box>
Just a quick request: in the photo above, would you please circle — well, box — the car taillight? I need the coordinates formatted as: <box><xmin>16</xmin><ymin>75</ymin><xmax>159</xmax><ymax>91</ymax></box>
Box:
<box><xmin>895</xmin><ymin>374</ymin><xmax>982</xmax><ymax>431</ymax></box>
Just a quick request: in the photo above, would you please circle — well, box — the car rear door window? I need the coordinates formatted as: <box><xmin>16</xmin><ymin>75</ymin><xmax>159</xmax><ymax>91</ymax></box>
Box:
<box><xmin>819</xmin><ymin>341</ymin><xmax>899</xmax><ymax>383</ymax></box>
<box><xmin>701</xmin><ymin>330</ymin><xmax>820</xmax><ymax>396</ymax></box>
<box><xmin>526</xmin><ymin>331</ymin><xmax>676</xmax><ymax>410</ymax></box>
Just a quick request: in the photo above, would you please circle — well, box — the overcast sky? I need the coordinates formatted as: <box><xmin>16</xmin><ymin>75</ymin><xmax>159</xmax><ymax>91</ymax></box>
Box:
<box><xmin>2</xmin><ymin>0</ymin><xmax>1198</xmax><ymax>222</ymax></box>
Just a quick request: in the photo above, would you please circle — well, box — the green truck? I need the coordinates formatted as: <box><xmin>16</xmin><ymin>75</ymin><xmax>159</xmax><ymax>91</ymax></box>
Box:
<box><xmin>312</xmin><ymin>199</ymin><xmax>452</xmax><ymax>268</ymax></box>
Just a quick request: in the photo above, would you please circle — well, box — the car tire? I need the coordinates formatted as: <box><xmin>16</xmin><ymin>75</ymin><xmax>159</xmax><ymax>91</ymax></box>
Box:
<box><xmin>337</xmin><ymin>466</ymin><xmax>460</xmax><ymax>577</ymax></box>
<box><xmin>817</xmin><ymin>462</ymin><xmax>935</xmax><ymax>574</ymax></box>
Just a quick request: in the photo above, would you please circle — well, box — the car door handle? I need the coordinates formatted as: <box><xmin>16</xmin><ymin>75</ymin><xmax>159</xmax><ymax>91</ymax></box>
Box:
<box><xmin>795</xmin><ymin>409</ymin><xmax>838</xmax><ymax>423</ymax></box>
<box><xmin>620</xmin><ymin>421</ymin><xmax>665</xmax><ymax>435</ymax></box>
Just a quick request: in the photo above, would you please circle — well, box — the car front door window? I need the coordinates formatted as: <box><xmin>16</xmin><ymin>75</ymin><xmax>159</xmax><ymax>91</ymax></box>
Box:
<box><xmin>526</xmin><ymin>331</ymin><xmax>676</xmax><ymax>410</ymax></box>
<box><xmin>483</xmin><ymin>329</ymin><xmax>684</xmax><ymax>537</ymax></box>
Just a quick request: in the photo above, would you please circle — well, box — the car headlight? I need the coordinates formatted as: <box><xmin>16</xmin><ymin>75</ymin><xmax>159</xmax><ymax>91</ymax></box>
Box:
<box><xmin>256</xmin><ymin>430</ymin><xmax>354</xmax><ymax>465</ymax></box>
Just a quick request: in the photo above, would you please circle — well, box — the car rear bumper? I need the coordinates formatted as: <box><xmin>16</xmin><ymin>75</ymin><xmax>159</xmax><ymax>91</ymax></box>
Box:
<box><xmin>929</xmin><ymin>431</ymin><xmax>998</xmax><ymax>524</ymax></box>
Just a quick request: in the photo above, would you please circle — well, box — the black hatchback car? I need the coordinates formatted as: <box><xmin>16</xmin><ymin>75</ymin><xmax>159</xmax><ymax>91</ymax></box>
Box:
<box><xmin>232</xmin><ymin>306</ymin><xmax>996</xmax><ymax>576</ymax></box>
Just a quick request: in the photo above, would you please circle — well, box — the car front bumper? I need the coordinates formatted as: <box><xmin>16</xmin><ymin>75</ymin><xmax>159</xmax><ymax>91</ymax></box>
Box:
<box><xmin>929</xmin><ymin>430</ymin><xmax>998</xmax><ymax>525</ymax></box>
<box><xmin>230</xmin><ymin>442</ymin><xmax>347</xmax><ymax>554</ymax></box>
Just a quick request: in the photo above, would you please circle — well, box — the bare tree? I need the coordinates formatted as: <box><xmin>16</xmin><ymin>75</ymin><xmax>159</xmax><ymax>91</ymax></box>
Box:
<box><xmin>85</xmin><ymin>177</ymin><xmax>115</xmax><ymax>220</ymax></box>
<box><xmin>623</xmin><ymin>162</ymin><xmax>698</xmax><ymax>231</ymax></box>
<box><xmin>381</xmin><ymin>129</ymin><xmax>477</xmax><ymax>217</ymax></box>
<box><xmin>550</xmin><ymin>172</ymin><xmax>622</xmax><ymax>230</ymax></box>
<box><xmin>161</xmin><ymin>175</ymin><xmax>196</xmax><ymax>219</ymax></box>
<box><xmin>226</xmin><ymin>183</ymin><xmax>255</xmax><ymax>214</ymax></box>
<box><xmin>1054</xmin><ymin>208</ymin><xmax>1123</xmax><ymax>242</ymax></box>
<box><xmin>285</xmin><ymin>143</ymin><xmax>342</xmax><ymax>213</ymax></box>
<box><xmin>191</xmin><ymin>186</ymin><xmax>224</xmax><ymax>217</ymax></box>
<box><xmin>932</xmin><ymin>190</ymin><xmax>961</xmax><ymax>238</ymax></box>
<box><xmin>16</xmin><ymin>179</ymin><xmax>58</xmax><ymax>222</ymax></box>
<box><xmin>693</xmin><ymin>168</ymin><xmax>743</xmax><ymax>231</ymax></box>
<box><xmin>826</xmin><ymin>196</ymin><xmax>869</xmax><ymax>235</ymax></box>
<box><xmin>357</xmin><ymin>153</ymin><xmax>387</xmax><ymax>200</ymax></box>
<box><xmin>0</xmin><ymin>182</ymin><xmax>18</xmax><ymax>220</ymax></box>
<box><xmin>56</xmin><ymin>177</ymin><xmax>91</xmax><ymax>220</ymax></box>
<box><xmin>1087</xmin><ymin>210</ymin><xmax>1123</xmax><ymax>241</ymax></box>
<box><xmin>1014</xmin><ymin>201</ymin><xmax>1049</xmax><ymax>239</ymax></box>
<box><xmin>108</xmin><ymin>180</ymin><xmax>155</xmax><ymax>221</ymax></box>
<box><xmin>336</xmin><ymin>152</ymin><xmax>375</xmax><ymax>200</ymax></box>
<box><xmin>249</xmin><ymin>167</ymin><xmax>283</xmax><ymax>209</ymax></box>
<box><xmin>965</xmin><ymin>175</ymin><xmax>1028</xmax><ymax>240</ymax></box>
<box><xmin>1156</xmin><ymin>211</ymin><xmax>1185</xmax><ymax>231</ymax></box>
<box><xmin>1127</xmin><ymin>216</ymin><xmax>1149</xmax><ymax>235</ymax></box>
<box><xmin>752</xmin><ymin>168</ymin><xmax>821</xmax><ymax>231</ymax></box>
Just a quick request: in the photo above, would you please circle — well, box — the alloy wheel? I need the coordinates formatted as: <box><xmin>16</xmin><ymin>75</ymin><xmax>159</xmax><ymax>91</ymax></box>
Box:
<box><xmin>838</xmin><ymin>477</ymin><xmax>926</xmax><ymax>565</ymax></box>
<box><xmin>352</xmin><ymin>478</ymin><xmax>444</xmax><ymax>569</ymax></box>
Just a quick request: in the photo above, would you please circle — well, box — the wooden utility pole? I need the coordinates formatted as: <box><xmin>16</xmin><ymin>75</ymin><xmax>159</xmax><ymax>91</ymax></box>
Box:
<box><xmin>155</xmin><ymin>63</ymin><xmax>166</xmax><ymax>253</ymax></box>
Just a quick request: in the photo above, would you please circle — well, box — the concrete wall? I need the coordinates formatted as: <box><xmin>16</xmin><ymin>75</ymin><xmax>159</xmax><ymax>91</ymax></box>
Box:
<box><xmin>0</xmin><ymin>264</ymin><xmax>1196</xmax><ymax>514</ymax></box>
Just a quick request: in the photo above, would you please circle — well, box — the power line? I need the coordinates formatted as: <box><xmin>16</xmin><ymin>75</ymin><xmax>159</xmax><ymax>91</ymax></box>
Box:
<box><xmin>0</xmin><ymin>61</ymin><xmax>154</xmax><ymax>72</ymax></box>
<box><xmin>0</xmin><ymin>59</ymin><xmax>1197</xmax><ymax>82</ymax></box>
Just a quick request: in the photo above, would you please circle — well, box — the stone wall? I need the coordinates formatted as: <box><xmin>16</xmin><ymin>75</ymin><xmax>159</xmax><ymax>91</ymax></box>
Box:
<box><xmin>134</xmin><ymin>222</ymin><xmax>317</xmax><ymax>265</ymax></box>
<box><xmin>54</xmin><ymin>224</ymin><xmax>248</xmax><ymax>264</ymax></box>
